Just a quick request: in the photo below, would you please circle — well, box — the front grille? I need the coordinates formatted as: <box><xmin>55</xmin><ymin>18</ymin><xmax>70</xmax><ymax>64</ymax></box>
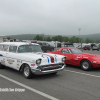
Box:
<box><xmin>41</xmin><ymin>65</ymin><xmax>62</xmax><ymax>71</ymax></box>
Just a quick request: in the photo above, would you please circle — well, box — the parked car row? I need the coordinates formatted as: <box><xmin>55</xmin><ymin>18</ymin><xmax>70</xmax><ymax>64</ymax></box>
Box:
<box><xmin>1</xmin><ymin>42</ymin><xmax>100</xmax><ymax>79</ymax></box>
<box><xmin>83</xmin><ymin>45</ymin><xmax>100</xmax><ymax>51</ymax></box>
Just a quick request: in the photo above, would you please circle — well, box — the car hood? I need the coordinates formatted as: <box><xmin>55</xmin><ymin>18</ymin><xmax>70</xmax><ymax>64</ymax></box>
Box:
<box><xmin>20</xmin><ymin>52</ymin><xmax>65</xmax><ymax>62</ymax></box>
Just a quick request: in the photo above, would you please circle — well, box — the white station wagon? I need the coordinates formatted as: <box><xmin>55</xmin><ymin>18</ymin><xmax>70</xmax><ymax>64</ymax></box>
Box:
<box><xmin>0</xmin><ymin>42</ymin><xmax>66</xmax><ymax>78</ymax></box>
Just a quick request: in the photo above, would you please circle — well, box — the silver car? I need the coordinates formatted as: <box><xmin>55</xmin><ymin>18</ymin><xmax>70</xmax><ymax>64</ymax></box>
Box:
<box><xmin>92</xmin><ymin>46</ymin><xmax>99</xmax><ymax>51</ymax></box>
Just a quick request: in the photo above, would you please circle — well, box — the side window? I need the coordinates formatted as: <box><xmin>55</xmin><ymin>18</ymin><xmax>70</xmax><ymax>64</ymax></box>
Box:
<box><xmin>0</xmin><ymin>45</ymin><xmax>3</xmax><ymax>51</ymax></box>
<box><xmin>9</xmin><ymin>46</ymin><xmax>17</xmax><ymax>52</ymax></box>
<box><xmin>3</xmin><ymin>45</ymin><xmax>9</xmax><ymax>51</ymax></box>
<box><xmin>46</xmin><ymin>43</ymin><xmax>50</xmax><ymax>46</ymax></box>
<box><xmin>61</xmin><ymin>49</ymin><xmax>70</xmax><ymax>54</ymax></box>
<box><xmin>18</xmin><ymin>46</ymin><xmax>26</xmax><ymax>53</ymax></box>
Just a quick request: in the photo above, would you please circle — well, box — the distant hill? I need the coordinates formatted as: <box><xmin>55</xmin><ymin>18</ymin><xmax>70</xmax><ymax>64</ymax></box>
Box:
<box><xmin>77</xmin><ymin>33</ymin><xmax>100</xmax><ymax>40</ymax></box>
<box><xmin>1</xmin><ymin>33</ymin><xmax>100</xmax><ymax>41</ymax></box>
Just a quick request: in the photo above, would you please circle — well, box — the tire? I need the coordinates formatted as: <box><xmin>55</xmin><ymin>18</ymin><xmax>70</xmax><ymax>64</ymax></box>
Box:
<box><xmin>23</xmin><ymin>64</ymin><xmax>33</xmax><ymax>79</ymax></box>
<box><xmin>81</xmin><ymin>60</ymin><xmax>92</xmax><ymax>71</ymax></box>
<box><xmin>0</xmin><ymin>63</ymin><xmax>5</xmax><ymax>69</ymax></box>
<box><xmin>97</xmin><ymin>49</ymin><xmax>99</xmax><ymax>51</ymax></box>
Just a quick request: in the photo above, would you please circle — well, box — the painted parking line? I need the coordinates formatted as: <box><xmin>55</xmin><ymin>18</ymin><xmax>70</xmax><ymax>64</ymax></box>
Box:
<box><xmin>0</xmin><ymin>74</ymin><xmax>59</xmax><ymax>100</ymax></box>
<box><xmin>64</xmin><ymin>69</ymin><xmax>100</xmax><ymax>78</ymax></box>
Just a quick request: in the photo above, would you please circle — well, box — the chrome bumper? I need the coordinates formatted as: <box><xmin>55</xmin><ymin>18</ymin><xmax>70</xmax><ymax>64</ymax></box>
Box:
<box><xmin>31</xmin><ymin>63</ymin><xmax>65</xmax><ymax>75</ymax></box>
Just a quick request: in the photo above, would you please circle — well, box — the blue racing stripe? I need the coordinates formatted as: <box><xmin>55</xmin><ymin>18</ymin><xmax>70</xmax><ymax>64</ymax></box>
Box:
<box><xmin>55</xmin><ymin>56</ymin><xmax>57</xmax><ymax>63</ymax></box>
<box><xmin>31</xmin><ymin>53</ymin><xmax>50</xmax><ymax>63</ymax></box>
<box><xmin>46</xmin><ymin>56</ymin><xmax>49</xmax><ymax>63</ymax></box>
<box><xmin>0</xmin><ymin>54</ymin><xmax>3</xmax><ymax>56</ymax></box>
<box><xmin>26</xmin><ymin>43</ymin><xmax>28</xmax><ymax>45</ymax></box>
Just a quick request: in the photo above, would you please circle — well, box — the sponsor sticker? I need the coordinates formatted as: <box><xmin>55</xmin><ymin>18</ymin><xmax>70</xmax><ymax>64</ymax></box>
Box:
<box><xmin>31</xmin><ymin>64</ymin><xmax>35</xmax><ymax>66</ymax></box>
<box><xmin>7</xmin><ymin>59</ymin><xmax>14</xmax><ymax>64</ymax></box>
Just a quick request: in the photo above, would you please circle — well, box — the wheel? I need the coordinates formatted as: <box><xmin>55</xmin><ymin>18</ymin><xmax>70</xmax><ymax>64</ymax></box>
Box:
<box><xmin>23</xmin><ymin>64</ymin><xmax>33</xmax><ymax>79</ymax></box>
<box><xmin>0</xmin><ymin>63</ymin><xmax>5</xmax><ymax>69</ymax></box>
<box><xmin>81</xmin><ymin>60</ymin><xmax>92</xmax><ymax>71</ymax></box>
<box><xmin>97</xmin><ymin>49</ymin><xmax>99</xmax><ymax>51</ymax></box>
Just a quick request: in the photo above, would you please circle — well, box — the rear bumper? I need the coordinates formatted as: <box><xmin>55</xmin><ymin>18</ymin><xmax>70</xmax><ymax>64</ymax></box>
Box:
<box><xmin>31</xmin><ymin>63</ymin><xmax>65</xmax><ymax>75</ymax></box>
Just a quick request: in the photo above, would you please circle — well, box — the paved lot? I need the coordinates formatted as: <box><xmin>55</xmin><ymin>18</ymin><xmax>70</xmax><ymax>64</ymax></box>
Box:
<box><xmin>0</xmin><ymin>50</ymin><xmax>100</xmax><ymax>100</ymax></box>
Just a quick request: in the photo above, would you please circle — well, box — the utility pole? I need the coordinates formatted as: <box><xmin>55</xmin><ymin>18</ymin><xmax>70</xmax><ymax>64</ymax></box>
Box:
<box><xmin>78</xmin><ymin>28</ymin><xmax>83</xmax><ymax>51</ymax></box>
<box><xmin>78</xmin><ymin>28</ymin><xmax>81</xmax><ymax>43</ymax></box>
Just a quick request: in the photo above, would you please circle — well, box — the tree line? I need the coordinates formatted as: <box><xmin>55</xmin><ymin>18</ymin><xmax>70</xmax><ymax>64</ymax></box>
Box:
<box><xmin>33</xmin><ymin>35</ymin><xmax>100</xmax><ymax>43</ymax></box>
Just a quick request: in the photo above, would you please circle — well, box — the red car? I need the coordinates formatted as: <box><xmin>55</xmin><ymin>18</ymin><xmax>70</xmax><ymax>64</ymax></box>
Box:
<box><xmin>83</xmin><ymin>45</ymin><xmax>91</xmax><ymax>50</ymax></box>
<box><xmin>48</xmin><ymin>47</ymin><xmax>100</xmax><ymax>71</ymax></box>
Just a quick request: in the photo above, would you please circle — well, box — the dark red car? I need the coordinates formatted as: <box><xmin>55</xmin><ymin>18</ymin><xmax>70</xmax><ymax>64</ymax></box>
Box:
<box><xmin>83</xmin><ymin>45</ymin><xmax>91</xmax><ymax>50</ymax></box>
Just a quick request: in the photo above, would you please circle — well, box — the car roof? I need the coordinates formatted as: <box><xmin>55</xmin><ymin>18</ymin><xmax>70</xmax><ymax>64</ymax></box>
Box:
<box><xmin>0</xmin><ymin>42</ymin><xmax>39</xmax><ymax>46</ymax></box>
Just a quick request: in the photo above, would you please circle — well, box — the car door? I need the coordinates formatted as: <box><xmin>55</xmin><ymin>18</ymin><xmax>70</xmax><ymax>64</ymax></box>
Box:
<box><xmin>6</xmin><ymin>45</ymin><xmax>19</xmax><ymax>70</ymax></box>
<box><xmin>69</xmin><ymin>49</ymin><xmax>82</xmax><ymax>66</ymax></box>
<box><xmin>71</xmin><ymin>53</ymin><xmax>81</xmax><ymax>66</ymax></box>
<box><xmin>59</xmin><ymin>49</ymin><xmax>73</xmax><ymax>64</ymax></box>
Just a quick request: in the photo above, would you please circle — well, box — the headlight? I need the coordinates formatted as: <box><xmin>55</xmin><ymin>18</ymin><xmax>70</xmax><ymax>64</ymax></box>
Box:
<box><xmin>62</xmin><ymin>57</ymin><xmax>66</xmax><ymax>62</ymax></box>
<box><xmin>36</xmin><ymin>59</ymin><xmax>41</xmax><ymax>65</ymax></box>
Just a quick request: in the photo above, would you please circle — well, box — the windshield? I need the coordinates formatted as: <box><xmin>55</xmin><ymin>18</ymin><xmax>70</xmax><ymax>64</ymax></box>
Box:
<box><xmin>70</xmin><ymin>48</ymin><xmax>82</xmax><ymax>53</ymax></box>
<box><xmin>68</xmin><ymin>45</ymin><xmax>74</xmax><ymax>47</ymax></box>
<box><xmin>18</xmin><ymin>45</ymin><xmax>43</xmax><ymax>53</ymax></box>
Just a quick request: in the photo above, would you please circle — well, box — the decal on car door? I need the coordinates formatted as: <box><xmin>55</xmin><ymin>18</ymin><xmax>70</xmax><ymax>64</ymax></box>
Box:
<box><xmin>65</xmin><ymin>56</ymin><xmax>70</xmax><ymax>61</ymax></box>
<box><xmin>16</xmin><ymin>60</ymin><xmax>22</xmax><ymax>67</ymax></box>
<box><xmin>1</xmin><ymin>58</ymin><xmax>5</xmax><ymax>65</ymax></box>
<box><xmin>7</xmin><ymin>59</ymin><xmax>14</xmax><ymax>64</ymax></box>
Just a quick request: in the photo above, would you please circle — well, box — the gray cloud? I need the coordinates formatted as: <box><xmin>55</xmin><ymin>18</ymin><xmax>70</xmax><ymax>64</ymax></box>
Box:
<box><xmin>0</xmin><ymin>0</ymin><xmax>100</xmax><ymax>36</ymax></box>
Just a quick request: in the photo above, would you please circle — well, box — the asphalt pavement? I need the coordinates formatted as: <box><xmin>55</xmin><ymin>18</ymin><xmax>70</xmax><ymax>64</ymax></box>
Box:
<box><xmin>0</xmin><ymin>49</ymin><xmax>100</xmax><ymax>100</ymax></box>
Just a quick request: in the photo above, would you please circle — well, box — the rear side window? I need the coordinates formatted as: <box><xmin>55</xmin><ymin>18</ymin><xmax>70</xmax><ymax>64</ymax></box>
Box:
<box><xmin>46</xmin><ymin>43</ymin><xmax>50</xmax><ymax>46</ymax></box>
<box><xmin>61</xmin><ymin>49</ymin><xmax>70</xmax><ymax>54</ymax></box>
<box><xmin>9</xmin><ymin>46</ymin><xmax>17</xmax><ymax>52</ymax></box>
<box><xmin>3</xmin><ymin>45</ymin><xmax>9</xmax><ymax>51</ymax></box>
<box><xmin>0</xmin><ymin>45</ymin><xmax>3</xmax><ymax>51</ymax></box>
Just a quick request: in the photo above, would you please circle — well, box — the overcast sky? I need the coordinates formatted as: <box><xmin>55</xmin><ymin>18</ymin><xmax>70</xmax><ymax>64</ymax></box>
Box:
<box><xmin>0</xmin><ymin>0</ymin><xmax>100</xmax><ymax>36</ymax></box>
